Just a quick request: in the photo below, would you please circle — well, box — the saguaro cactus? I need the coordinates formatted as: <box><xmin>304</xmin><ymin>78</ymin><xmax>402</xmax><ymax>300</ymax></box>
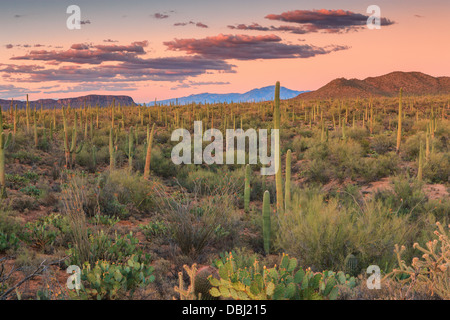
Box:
<box><xmin>262</xmin><ymin>190</ymin><xmax>271</xmax><ymax>254</ymax></box>
<box><xmin>0</xmin><ymin>108</ymin><xmax>12</xmax><ymax>198</ymax></box>
<box><xmin>417</xmin><ymin>140</ymin><xmax>424</xmax><ymax>181</ymax></box>
<box><xmin>396</xmin><ymin>88</ymin><xmax>403</xmax><ymax>153</ymax></box>
<box><xmin>62</xmin><ymin>107</ymin><xmax>83</xmax><ymax>168</ymax></box>
<box><xmin>125</xmin><ymin>127</ymin><xmax>135</xmax><ymax>172</ymax></box>
<box><xmin>285</xmin><ymin>149</ymin><xmax>291</xmax><ymax>209</ymax></box>
<box><xmin>109</xmin><ymin>127</ymin><xmax>116</xmax><ymax>171</ymax></box>
<box><xmin>143</xmin><ymin>123</ymin><xmax>156</xmax><ymax>179</ymax></box>
<box><xmin>244</xmin><ymin>164</ymin><xmax>251</xmax><ymax>213</ymax></box>
<box><xmin>273</xmin><ymin>82</ymin><xmax>283</xmax><ymax>213</ymax></box>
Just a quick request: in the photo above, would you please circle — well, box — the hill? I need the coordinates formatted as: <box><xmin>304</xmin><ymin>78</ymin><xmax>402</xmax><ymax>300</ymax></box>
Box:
<box><xmin>295</xmin><ymin>72</ymin><xmax>450</xmax><ymax>100</ymax></box>
<box><xmin>0</xmin><ymin>94</ymin><xmax>136</xmax><ymax>109</ymax></box>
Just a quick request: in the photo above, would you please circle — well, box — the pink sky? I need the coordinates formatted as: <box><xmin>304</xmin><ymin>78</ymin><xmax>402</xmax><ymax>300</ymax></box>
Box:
<box><xmin>0</xmin><ymin>0</ymin><xmax>449</xmax><ymax>103</ymax></box>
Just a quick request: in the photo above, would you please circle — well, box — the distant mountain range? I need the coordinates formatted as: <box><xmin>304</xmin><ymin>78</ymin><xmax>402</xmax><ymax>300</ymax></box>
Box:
<box><xmin>0</xmin><ymin>95</ymin><xmax>135</xmax><ymax>109</ymax></box>
<box><xmin>150</xmin><ymin>86</ymin><xmax>308</xmax><ymax>105</ymax></box>
<box><xmin>294</xmin><ymin>71</ymin><xmax>450</xmax><ymax>100</ymax></box>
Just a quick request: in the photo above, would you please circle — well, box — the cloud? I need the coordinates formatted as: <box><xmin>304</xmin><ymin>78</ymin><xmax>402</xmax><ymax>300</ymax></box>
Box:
<box><xmin>164</xmin><ymin>34</ymin><xmax>349</xmax><ymax>60</ymax></box>
<box><xmin>264</xmin><ymin>9</ymin><xmax>395</xmax><ymax>33</ymax></box>
<box><xmin>6</xmin><ymin>44</ymin><xmax>13</xmax><ymax>49</ymax></box>
<box><xmin>153</xmin><ymin>13</ymin><xmax>169</xmax><ymax>19</ymax></box>
<box><xmin>104</xmin><ymin>39</ymin><xmax>119</xmax><ymax>43</ymax></box>
<box><xmin>14</xmin><ymin>14</ymin><xmax>22</xmax><ymax>18</ymax></box>
<box><xmin>228</xmin><ymin>23</ymin><xmax>308</xmax><ymax>34</ymax></box>
<box><xmin>174</xmin><ymin>21</ymin><xmax>208</xmax><ymax>28</ymax></box>
<box><xmin>171</xmin><ymin>81</ymin><xmax>230</xmax><ymax>90</ymax></box>
<box><xmin>80</xmin><ymin>20</ymin><xmax>91</xmax><ymax>25</ymax></box>
<box><xmin>44</xmin><ymin>83</ymin><xmax>137</xmax><ymax>94</ymax></box>
<box><xmin>11</xmin><ymin>41</ymin><xmax>150</xmax><ymax>65</ymax></box>
<box><xmin>1</xmin><ymin>41</ymin><xmax>235</xmax><ymax>84</ymax></box>
<box><xmin>0</xmin><ymin>84</ymin><xmax>40</xmax><ymax>99</ymax></box>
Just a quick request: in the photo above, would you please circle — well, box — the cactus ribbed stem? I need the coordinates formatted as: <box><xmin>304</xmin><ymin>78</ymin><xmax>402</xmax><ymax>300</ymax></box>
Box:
<box><xmin>285</xmin><ymin>149</ymin><xmax>291</xmax><ymax>209</ymax></box>
<box><xmin>396</xmin><ymin>88</ymin><xmax>403</xmax><ymax>153</ymax></box>
<box><xmin>262</xmin><ymin>190</ymin><xmax>271</xmax><ymax>254</ymax></box>
<box><xmin>143</xmin><ymin>123</ymin><xmax>156</xmax><ymax>179</ymax></box>
<box><xmin>274</xmin><ymin>82</ymin><xmax>283</xmax><ymax>213</ymax></box>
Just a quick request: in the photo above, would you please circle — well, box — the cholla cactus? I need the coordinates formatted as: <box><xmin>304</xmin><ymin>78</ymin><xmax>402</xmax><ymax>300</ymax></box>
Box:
<box><xmin>389</xmin><ymin>222</ymin><xmax>450</xmax><ymax>300</ymax></box>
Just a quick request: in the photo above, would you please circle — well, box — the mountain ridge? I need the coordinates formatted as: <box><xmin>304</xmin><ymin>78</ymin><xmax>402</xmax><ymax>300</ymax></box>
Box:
<box><xmin>0</xmin><ymin>94</ymin><xmax>135</xmax><ymax>109</ymax></box>
<box><xmin>294</xmin><ymin>71</ymin><xmax>450</xmax><ymax>100</ymax></box>
<box><xmin>150</xmin><ymin>85</ymin><xmax>308</xmax><ymax>105</ymax></box>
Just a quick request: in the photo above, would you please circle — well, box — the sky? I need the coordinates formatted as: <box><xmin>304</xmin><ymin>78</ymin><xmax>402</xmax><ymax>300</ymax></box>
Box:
<box><xmin>0</xmin><ymin>0</ymin><xmax>449</xmax><ymax>103</ymax></box>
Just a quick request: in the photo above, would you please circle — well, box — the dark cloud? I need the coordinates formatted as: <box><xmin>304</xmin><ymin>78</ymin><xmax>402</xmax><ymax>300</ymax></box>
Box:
<box><xmin>164</xmin><ymin>34</ymin><xmax>349</xmax><ymax>60</ymax></box>
<box><xmin>1</xmin><ymin>41</ymin><xmax>235</xmax><ymax>84</ymax></box>
<box><xmin>265</xmin><ymin>9</ymin><xmax>395</xmax><ymax>33</ymax></box>
<box><xmin>11</xmin><ymin>41</ymin><xmax>149</xmax><ymax>65</ymax></box>
<box><xmin>80</xmin><ymin>20</ymin><xmax>91</xmax><ymax>25</ymax></box>
<box><xmin>14</xmin><ymin>14</ymin><xmax>22</xmax><ymax>18</ymax></box>
<box><xmin>153</xmin><ymin>13</ymin><xmax>169</xmax><ymax>19</ymax></box>
<box><xmin>174</xmin><ymin>21</ymin><xmax>208</xmax><ymax>28</ymax></box>
<box><xmin>228</xmin><ymin>23</ymin><xmax>308</xmax><ymax>34</ymax></box>
<box><xmin>6</xmin><ymin>44</ymin><xmax>13</xmax><ymax>49</ymax></box>
<box><xmin>103</xmin><ymin>39</ymin><xmax>119</xmax><ymax>43</ymax></box>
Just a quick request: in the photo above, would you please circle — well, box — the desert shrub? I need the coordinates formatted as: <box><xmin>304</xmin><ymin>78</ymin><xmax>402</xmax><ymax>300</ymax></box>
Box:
<box><xmin>139</xmin><ymin>220</ymin><xmax>168</xmax><ymax>241</ymax></box>
<box><xmin>177</xmin><ymin>166</ymin><xmax>243</xmax><ymax>196</ymax></box>
<box><xmin>20</xmin><ymin>185</ymin><xmax>42</xmax><ymax>197</ymax></box>
<box><xmin>0</xmin><ymin>232</ymin><xmax>19</xmax><ymax>253</ymax></box>
<box><xmin>403</xmin><ymin>133</ymin><xmax>425</xmax><ymax>161</ymax></box>
<box><xmin>423</xmin><ymin>152</ymin><xmax>450</xmax><ymax>184</ymax></box>
<box><xmin>98</xmin><ymin>170</ymin><xmax>156</xmax><ymax>217</ymax></box>
<box><xmin>359</xmin><ymin>152</ymin><xmax>399</xmax><ymax>182</ymax></box>
<box><xmin>155</xmin><ymin>182</ymin><xmax>239</xmax><ymax>259</ymax></box>
<box><xmin>276</xmin><ymin>188</ymin><xmax>414</xmax><ymax>272</ymax></box>
<box><xmin>147</xmin><ymin>146</ymin><xmax>178</xmax><ymax>178</ymax></box>
<box><xmin>8</xmin><ymin>194</ymin><xmax>39</xmax><ymax>212</ymax></box>
<box><xmin>10</xmin><ymin>150</ymin><xmax>41</xmax><ymax>165</ymax></box>
<box><xmin>371</xmin><ymin>133</ymin><xmax>395</xmax><ymax>155</ymax></box>
<box><xmin>374</xmin><ymin>176</ymin><xmax>427</xmax><ymax>217</ymax></box>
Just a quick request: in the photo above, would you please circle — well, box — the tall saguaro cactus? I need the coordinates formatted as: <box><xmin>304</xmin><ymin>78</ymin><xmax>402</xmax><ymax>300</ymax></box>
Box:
<box><xmin>143</xmin><ymin>123</ymin><xmax>156</xmax><ymax>179</ymax></box>
<box><xmin>0</xmin><ymin>107</ymin><xmax>12</xmax><ymax>198</ymax></box>
<box><xmin>62</xmin><ymin>107</ymin><xmax>83</xmax><ymax>168</ymax></box>
<box><xmin>285</xmin><ymin>149</ymin><xmax>291</xmax><ymax>209</ymax></box>
<box><xmin>273</xmin><ymin>82</ymin><xmax>283</xmax><ymax>213</ymax></box>
<box><xmin>125</xmin><ymin>127</ymin><xmax>135</xmax><ymax>172</ymax></box>
<box><xmin>262</xmin><ymin>190</ymin><xmax>271</xmax><ymax>254</ymax></box>
<box><xmin>396</xmin><ymin>88</ymin><xmax>403</xmax><ymax>153</ymax></box>
<box><xmin>109</xmin><ymin>127</ymin><xmax>116</xmax><ymax>171</ymax></box>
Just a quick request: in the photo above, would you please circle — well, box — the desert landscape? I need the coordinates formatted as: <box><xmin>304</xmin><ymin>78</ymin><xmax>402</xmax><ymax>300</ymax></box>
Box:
<box><xmin>0</xmin><ymin>1</ymin><xmax>449</xmax><ymax>303</ymax></box>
